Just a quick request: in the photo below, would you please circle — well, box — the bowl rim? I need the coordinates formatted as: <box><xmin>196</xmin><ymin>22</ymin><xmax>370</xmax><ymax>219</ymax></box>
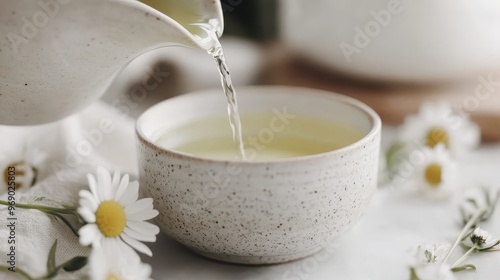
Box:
<box><xmin>136</xmin><ymin>85</ymin><xmax>381</xmax><ymax>165</ymax></box>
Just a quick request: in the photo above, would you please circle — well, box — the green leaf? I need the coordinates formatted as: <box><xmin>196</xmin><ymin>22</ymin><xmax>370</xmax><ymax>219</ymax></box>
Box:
<box><xmin>479</xmin><ymin>240</ymin><xmax>500</xmax><ymax>252</ymax></box>
<box><xmin>410</xmin><ymin>267</ymin><xmax>420</xmax><ymax>280</ymax></box>
<box><xmin>47</xmin><ymin>240</ymin><xmax>58</xmax><ymax>273</ymax></box>
<box><xmin>28</xmin><ymin>196</ymin><xmax>46</xmax><ymax>205</ymax></box>
<box><xmin>62</xmin><ymin>204</ymin><xmax>77</xmax><ymax>210</ymax></box>
<box><xmin>62</xmin><ymin>256</ymin><xmax>88</xmax><ymax>272</ymax></box>
<box><xmin>451</xmin><ymin>264</ymin><xmax>477</xmax><ymax>272</ymax></box>
<box><xmin>481</xmin><ymin>248</ymin><xmax>500</xmax><ymax>252</ymax></box>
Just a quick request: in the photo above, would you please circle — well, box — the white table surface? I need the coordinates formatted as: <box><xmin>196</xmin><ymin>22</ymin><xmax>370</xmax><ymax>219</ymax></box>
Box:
<box><xmin>146</xmin><ymin>133</ymin><xmax>500</xmax><ymax>280</ymax></box>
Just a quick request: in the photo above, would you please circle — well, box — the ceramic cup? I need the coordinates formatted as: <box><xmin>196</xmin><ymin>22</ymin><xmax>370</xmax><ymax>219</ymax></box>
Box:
<box><xmin>136</xmin><ymin>86</ymin><xmax>381</xmax><ymax>264</ymax></box>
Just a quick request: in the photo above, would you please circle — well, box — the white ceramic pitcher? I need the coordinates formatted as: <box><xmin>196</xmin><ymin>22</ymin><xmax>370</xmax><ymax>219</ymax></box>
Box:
<box><xmin>0</xmin><ymin>0</ymin><xmax>223</xmax><ymax>125</ymax></box>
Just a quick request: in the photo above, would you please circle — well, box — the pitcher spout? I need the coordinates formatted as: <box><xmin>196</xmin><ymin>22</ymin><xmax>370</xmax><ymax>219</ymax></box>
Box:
<box><xmin>146</xmin><ymin>0</ymin><xmax>225</xmax><ymax>43</ymax></box>
<box><xmin>119</xmin><ymin>0</ymin><xmax>225</xmax><ymax>51</ymax></box>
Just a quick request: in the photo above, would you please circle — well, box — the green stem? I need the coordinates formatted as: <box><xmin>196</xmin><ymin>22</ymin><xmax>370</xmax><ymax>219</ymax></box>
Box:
<box><xmin>443</xmin><ymin>207</ymin><xmax>486</xmax><ymax>264</ymax></box>
<box><xmin>0</xmin><ymin>200</ymin><xmax>78</xmax><ymax>215</ymax></box>
<box><xmin>0</xmin><ymin>200</ymin><xmax>82</xmax><ymax>237</ymax></box>
<box><xmin>451</xmin><ymin>246</ymin><xmax>476</xmax><ymax>269</ymax></box>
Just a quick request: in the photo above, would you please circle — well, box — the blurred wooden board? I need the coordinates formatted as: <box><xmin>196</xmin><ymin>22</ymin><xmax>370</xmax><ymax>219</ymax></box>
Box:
<box><xmin>260</xmin><ymin>48</ymin><xmax>500</xmax><ymax>142</ymax></box>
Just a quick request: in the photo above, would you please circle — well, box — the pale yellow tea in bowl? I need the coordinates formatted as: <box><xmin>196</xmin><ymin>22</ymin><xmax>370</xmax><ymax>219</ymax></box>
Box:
<box><xmin>155</xmin><ymin>113</ymin><xmax>364</xmax><ymax>160</ymax></box>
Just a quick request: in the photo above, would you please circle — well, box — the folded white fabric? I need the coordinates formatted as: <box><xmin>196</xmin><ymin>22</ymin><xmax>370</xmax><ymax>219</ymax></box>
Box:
<box><xmin>0</xmin><ymin>102</ymin><xmax>138</xmax><ymax>280</ymax></box>
<box><xmin>0</xmin><ymin>167</ymin><xmax>92</xmax><ymax>280</ymax></box>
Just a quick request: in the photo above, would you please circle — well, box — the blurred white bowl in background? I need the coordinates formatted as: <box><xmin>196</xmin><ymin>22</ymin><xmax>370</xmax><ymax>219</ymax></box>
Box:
<box><xmin>280</xmin><ymin>0</ymin><xmax>500</xmax><ymax>83</ymax></box>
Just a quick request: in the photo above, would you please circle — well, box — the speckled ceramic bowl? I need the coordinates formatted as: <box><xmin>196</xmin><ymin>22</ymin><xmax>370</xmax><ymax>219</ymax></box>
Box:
<box><xmin>136</xmin><ymin>86</ymin><xmax>381</xmax><ymax>265</ymax></box>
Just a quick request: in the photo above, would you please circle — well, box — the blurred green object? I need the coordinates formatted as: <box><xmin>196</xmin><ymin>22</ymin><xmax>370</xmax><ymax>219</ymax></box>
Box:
<box><xmin>140</xmin><ymin>0</ymin><xmax>277</xmax><ymax>41</ymax></box>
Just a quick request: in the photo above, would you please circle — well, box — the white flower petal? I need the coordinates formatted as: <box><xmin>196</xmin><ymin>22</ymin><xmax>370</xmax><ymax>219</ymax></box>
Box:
<box><xmin>127</xmin><ymin>210</ymin><xmax>159</xmax><ymax>221</ymax></box>
<box><xmin>114</xmin><ymin>174</ymin><xmax>130</xmax><ymax>201</ymax></box>
<box><xmin>79</xmin><ymin>190</ymin><xmax>99</xmax><ymax>212</ymax></box>
<box><xmin>462</xmin><ymin>122</ymin><xmax>480</xmax><ymax>149</ymax></box>
<box><xmin>79</xmin><ymin>224</ymin><xmax>101</xmax><ymax>246</ymax></box>
<box><xmin>121</xmin><ymin>233</ymin><xmax>153</xmax><ymax>257</ymax></box>
<box><xmin>465</xmin><ymin>227</ymin><xmax>498</xmax><ymax>249</ymax></box>
<box><xmin>77</xmin><ymin>206</ymin><xmax>96</xmax><ymax>223</ymax></box>
<box><xmin>434</xmin><ymin>143</ymin><xmax>447</xmax><ymax>154</ymax></box>
<box><xmin>118</xmin><ymin>181</ymin><xmax>139</xmax><ymax>207</ymax></box>
<box><xmin>97</xmin><ymin>167</ymin><xmax>112</xmax><ymax>201</ymax></box>
<box><xmin>137</xmin><ymin>264</ymin><xmax>153</xmax><ymax>280</ymax></box>
<box><xmin>89</xmin><ymin>238</ymin><xmax>150</xmax><ymax>280</ymax></box>
<box><xmin>86</xmin><ymin>174</ymin><xmax>101</xmax><ymax>203</ymax></box>
<box><xmin>123</xmin><ymin>227</ymin><xmax>156</xmax><ymax>242</ymax></box>
<box><xmin>89</xmin><ymin>248</ymin><xmax>108</xmax><ymax>279</ymax></box>
<box><xmin>121</xmin><ymin>262</ymin><xmax>153</xmax><ymax>280</ymax></box>
<box><xmin>111</xmin><ymin>238</ymin><xmax>142</xmax><ymax>262</ymax></box>
<box><xmin>398</xmin><ymin>102</ymin><xmax>480</xmax><ymax>159</ymax></box>
<box><xmin>414</xmin><ymin>244</ymin><xmax>450</xmax><ymax>265</ymax></box>
<box><xmin>112</xmin><ymin>169</ymin><xmax>120</xmax><ymax>190</ymax></box>
<box><xmin>127</xmin><ymin>221</ymin><xmax>160</xmax><ymax>236</ymax></box>
<box><xmin>125</xmin><ymin>198</ymin><xmax>154</xmax><ymax>215</ymax></box>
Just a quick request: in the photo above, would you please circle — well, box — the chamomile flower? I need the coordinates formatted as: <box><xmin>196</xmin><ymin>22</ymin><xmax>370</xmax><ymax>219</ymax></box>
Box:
<box><xmin>0</xmin><ymin>145</ymin><xmax>46</xmax><ymax>194</ymax></box>
<box><xmin>415</xmin><ymin>244</ymin><xmax>450</xmax><ymax>264</ymax></box>
<box><xmin>411</xmin><ymin>144</ymin><xmax>457</xmax><ymax>199</ymax></box>
<box><xmin>411</xmin><ymin>244</ymin><xmax>455</xmax><ymax>280</ymax></box>
<box><xmin>463</xmin><ymin>227</ymin><xmax>499</xmax><ymax>250</ymax></box>
<box><xmin>399</xmin><ymin>103</ymin><xmax>480</xmax><ymax>158</ymax></box>
<box><xmin>78</xmin><ymin>167</ymin><xmax>160</xmax><ymax>257</ymax></box>
<box><xmin>89</xmin><ymin>239</ymin><xmax>152</xmax><ymax>280</ymax></box>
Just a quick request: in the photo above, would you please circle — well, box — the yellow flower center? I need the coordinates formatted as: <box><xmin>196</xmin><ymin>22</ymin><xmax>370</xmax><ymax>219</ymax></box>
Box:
<box><xmin>3</xmin><ymin>161</ymin><xmax>30</xmax><ymax>190</ymax></box>
<box><xmin>426</xmin><ymin>127</ymin><xmax>449</xmax><ymax>148</ymax></box>
<box><xmin>424</xmin><ymin>163</ymin><xmax>442</xmax><ymax>187</ymax></box>
<box><xmin>106</xmin><ymin>273</ymin><xmax>123</xmax><ymax>280</ymax></box>
<box><xmin>95</xmin><ymin>201</ymin><xmax>127</xmax><ymax>238</ymax></box>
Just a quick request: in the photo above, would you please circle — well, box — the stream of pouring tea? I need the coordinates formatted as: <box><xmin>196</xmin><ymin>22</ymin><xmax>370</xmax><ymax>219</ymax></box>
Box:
<box><xmin>205</xmin><ymin>31</ymin><xmax>246</xmax><ymax>159</ymax></box>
